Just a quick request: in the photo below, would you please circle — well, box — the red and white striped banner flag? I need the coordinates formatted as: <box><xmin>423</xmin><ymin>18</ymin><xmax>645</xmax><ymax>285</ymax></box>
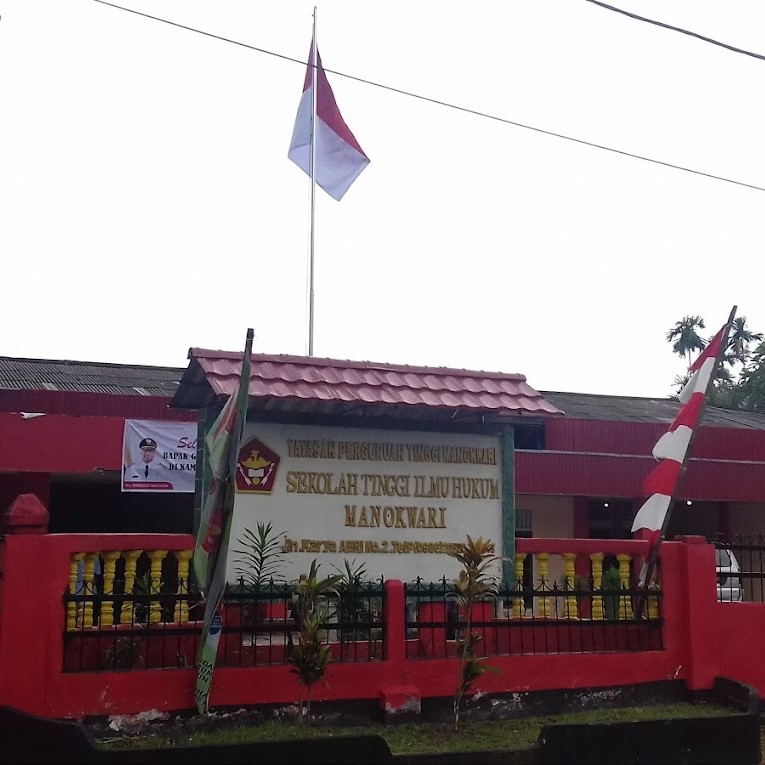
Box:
<box><xmin>631</xmin><ymin>321</ymin><xmax>729</xmax><ymax>538</ymax></box>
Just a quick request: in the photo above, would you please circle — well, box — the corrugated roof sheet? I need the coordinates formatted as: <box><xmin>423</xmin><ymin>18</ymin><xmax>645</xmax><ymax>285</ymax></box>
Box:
<box><xmin>0</xmin><ymin>356</ymin><xmax>183</xmax><ymax>397</ymax></box>
<box><xmin>542</xmin><ymin>390</ymin><xmax>765</xmax><ymax>431</ymax></box>
<box><xmin>170</xmin><ymin>351</ymin><xmax>564</xmax><ymax>419</ymax></box>
<box><xmin>5</xmin><ymin>353</ymin><xmax>765</xmax><ymax>432</ymax></box>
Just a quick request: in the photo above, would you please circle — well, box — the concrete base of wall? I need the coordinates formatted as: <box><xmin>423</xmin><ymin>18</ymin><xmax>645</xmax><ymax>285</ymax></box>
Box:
<box><xmin>1</xmin><ymin>677</ymin><xmax>757</xmax><ymax>764</ymax></box>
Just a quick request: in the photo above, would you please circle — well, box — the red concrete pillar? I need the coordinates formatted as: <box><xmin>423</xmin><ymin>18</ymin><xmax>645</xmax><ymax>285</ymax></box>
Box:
<box><xmin>383</xmin><ymin>580</ymin><xmax>406</xmax><ymax>670</ymax></box>
<box><xmin>0</xmin><ymin>495</ymin><xmax>52</xmax><ymax>715</ymax></box>
<box><xmin>380</xmin><ymin>580</ymin><xmax>421</xmax><ymax>718</ymax></box>
<box><xmin>677</xmin><ymin>535</ymin><xmax>720</xmax><ymax>691</ymax></box>
<box><xmin>1</xmin><ymin>493</ymin><xmax>49</xmax><ymax>535</ymax></box>
<box><xmin>18</xmin><ymin>473</ymin><xmax>51</xmax><ymax>510</ymax></box>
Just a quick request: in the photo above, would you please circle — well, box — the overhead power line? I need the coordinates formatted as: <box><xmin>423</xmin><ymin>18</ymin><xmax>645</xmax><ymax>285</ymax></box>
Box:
<box><xmin>585</xmin><ymin>0</ymin><xmax>765</xmax><ymax>63</ymax></box>
<box><xmin>90</xmin><ymin>0</ymin><xmax>765</xmax><ymax>194</ymax></box>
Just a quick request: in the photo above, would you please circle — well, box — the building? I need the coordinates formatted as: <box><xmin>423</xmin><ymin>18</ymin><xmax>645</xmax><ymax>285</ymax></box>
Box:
<box><xmin>3</xmin><ymin>351</ymin><xmax>765</xmax><ymax>719</ymax></box>
<box><xmin>3</xmin><ymin>351</ymin><xmax>765</xmax><ymax>552</ymax></box>
<box><xmin>0</xmin><ymin>356</ymin><xmax>196</xmax><ymax>533</ymax></box>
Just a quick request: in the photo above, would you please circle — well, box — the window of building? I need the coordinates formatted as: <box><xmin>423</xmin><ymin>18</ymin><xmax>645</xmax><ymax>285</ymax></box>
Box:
<box><xmin>587</xmin><ymin>499</ymin><xmax>633</xmax><ymax>540</ymax></box>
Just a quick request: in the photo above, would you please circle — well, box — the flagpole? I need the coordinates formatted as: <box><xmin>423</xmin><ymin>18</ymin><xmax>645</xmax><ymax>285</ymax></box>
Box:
<box><xmin>636</xmin><ymin>304</ymin><xmax>737</xmax><ymax>617</ymax></box>
<box><xmin>308</xmin><ymin>7</ymin><xmax>317</xmax><ymax>356</ymax></box>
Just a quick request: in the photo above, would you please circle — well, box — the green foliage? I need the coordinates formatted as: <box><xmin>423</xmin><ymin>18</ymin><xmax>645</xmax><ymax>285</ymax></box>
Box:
<box><xmin>559</xmin><ymin>574</ymin><xmax>591</xmax><ymax>592</ymax></box>
<box><xmin>666</xmin><ymin>315</ymin><xmax>706</xmax><ymax>367</ymax></box>
<box><xmin>333</xmin><ymin>559</ymin><xmax>371</xmax><ymax>641</ymax></box>
<box><xmin>288</xmin><ymin>614</ymin><xmax>332</xmax><ymax>688</ymax></box>
<box><xmin>727</xmin><ymin>317</ymin><xmax>763</xmax><ymax>365</ymax></box>
<box><xmin>98</xmin><ymin>704</ymin><xmax>727</xmax><ymax>754</ymax></box>
<box><xmin>132</xmin><ymin>572</ymin><xmax>151</xmax><ymax>625</ymax></box>
<box><xmin>448</xmin><ymin>536</ymin><xmax>501</xmax><ymax>733</ymax></box>
<box><xmin>103</xmin><ymin>637</ymin><xmax>143</xmax><ymax>670</ymax></box>
<box><xmin>736</xmin><ymin>341</ymin><xmax>765</xmax><ymax>412</ymax></box>
<box><xmin>600</xmin><ymin>565</ymin><xmax>622</xmax><ymax>621</ymax></box>
<box><xmin>234</xmin><ymin>522</ymin><xmax>286</xmax><ymax>587</ymax></box>
<box><xmin>288</xmin><ymin>560</ymin><xmax>342</xmax><ymax>722</ymax></box>
<box><xmin>667</xmin><ymin>313</ymin><xmax>765</xmax><ymax>413</ymax></box>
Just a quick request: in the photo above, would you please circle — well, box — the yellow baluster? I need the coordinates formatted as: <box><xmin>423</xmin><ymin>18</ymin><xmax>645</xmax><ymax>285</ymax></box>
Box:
<box><xmin>535</xmin><ymin>553</ymin><xmax>553</xmax><ymax>618</ymax></box>
<box><xmin>174</xmin><ymin>550</ymin><xmax>194</xmax><ymax>623</ymax></box>
<box><xmin>511</xmin><ymin>553</ymin><xmax>527</xmax><ymax>618</ymax></box>
<box><xmin>148</xmin><ymin>550</ymin><xmax>168</xmax><ymax>624</ymax></box>
<box><xmin>646</xmin><ymin>590</ymin><xmax>660</xmax><ymax>619</ymax></box>
<box><xmin>121</xmin><ymin>550</ymin><xmax>142</xmax><ymax>625</ymax></box>
<box><xmin>99</xmin><ymin>551</ymin><xmax>121</xmax><ymax>627</ymax></box>
<box><xmin>616</xmin><ymin>554</ymin><xmax>634</xmax><ymax>620</ymax></box>
<box><xmin>562</xmin><ymin>553</ymin><xmax>579</xmax><ymax>620</ymax></box>
<box><xmin>590</xmin><ymin>553</ymin><xmax>605</xmax><ymax>621</ymax></box>
<box><xmin>67</xmin><ymin>553</ymin><xmax>85</xmax><ymax>630</ymax></box>
<box><xmin>647</xmin><ymin>578</ymin><xmax>660</xmax><ymax>620</ymax></box>
<box><xmin>82</xmin><ymin>553</ymin><xmax>98</xmax><ymax>628</ymax></box>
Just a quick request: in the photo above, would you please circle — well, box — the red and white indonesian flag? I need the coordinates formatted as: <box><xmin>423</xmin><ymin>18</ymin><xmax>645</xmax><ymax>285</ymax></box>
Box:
<box><xmin>631</xmin><ymin>324</ymin><xmax>727</xmax><ymax>535</ymax></box>
<box><xmin>288</xmin><ymin>40</ymin><xmax>369</xmax><ymax>201</ymax></box>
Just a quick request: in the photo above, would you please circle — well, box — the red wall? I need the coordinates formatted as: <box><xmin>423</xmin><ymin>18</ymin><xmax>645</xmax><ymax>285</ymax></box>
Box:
<box><xmin>716</xmin><ymin>602</ymin><xmax>765</xmax><ymax>696</ymax></box>
<box><xmin>516</xmin><ymin>449</ymin><xmax>765</xmax><ymax>502</ymax></box>
<box><xmin>0</xmin><ymin>531</ymin><xmax>742</xmax><ymax>719</ymax></box>
<box><xmin>546</xmin><ymin>418</ymin><xmax>765</xmax><ymax>462</ymax></box>
<box><xmin>0</xmin><ymin>413</ymin><xmax>127</xmax><ymax>473</ymax></box>
<box><xmin>0</xmin><ymin>410</ymin><xmax>197</xmax><ymax>474</ymax></box>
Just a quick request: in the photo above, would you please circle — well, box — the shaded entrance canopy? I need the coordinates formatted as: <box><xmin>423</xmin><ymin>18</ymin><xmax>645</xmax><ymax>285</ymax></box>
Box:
<box><xmin>171</xmin><ymin>351</ymin><xmax>563</xmax><ymax>426</ymax></box>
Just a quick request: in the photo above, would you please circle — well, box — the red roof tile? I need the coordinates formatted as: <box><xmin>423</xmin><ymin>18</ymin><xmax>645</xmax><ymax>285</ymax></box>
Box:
<box><xmin>171</xmin><ymin>351</ymin><xmax>563</xmax><ymax>420</ymax></box>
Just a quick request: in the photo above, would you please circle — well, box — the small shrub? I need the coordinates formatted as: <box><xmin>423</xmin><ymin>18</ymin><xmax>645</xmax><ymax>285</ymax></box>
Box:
<box><xmin>234</xmin><ymin>522</ymin><xmax>286</xmax><ymax>587</ymax></box>
<box><xmin>449</xmin><ymin>536</ymin><xmax>501</xmax><ymax>732</ymax></box>
<box><xmin>333</xmin><ymin>559</ymin><xmax>371</xmax><ymax>643</ymax></box>
<box><xmin>601</xmin><ymin>565</ymin><xmax>622</xmax><ymax>621</ymax></box>
<box><xmin>288</xmin><ymin>560</ymin><xmax>342</xmax><ymax>723</ymax></box>
<box><xmin>103</xmin><ymin>637</ymin><xmax>143</xmax><ymax>670</ymax></box>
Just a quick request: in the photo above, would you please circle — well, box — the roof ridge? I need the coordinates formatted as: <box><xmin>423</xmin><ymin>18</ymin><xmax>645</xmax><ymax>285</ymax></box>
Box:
<box><xmin>189</xmin><ymin>349</ymin><xmax>529</xmax><ymax>382</ymax></box>
<box><xmin>0</xmin><ymin>356</ymin><xmax>184</xmax><ymax>373</ymax></box>
<box><xmin>542</xmin><ymin>390</ymin><xmax>675</xmax><ymax>403</ymax></box>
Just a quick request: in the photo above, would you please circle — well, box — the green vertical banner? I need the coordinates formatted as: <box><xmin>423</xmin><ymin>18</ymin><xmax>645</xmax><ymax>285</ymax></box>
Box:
<box><xmin>501</xmin><ymin>426</ymin><xmax>515</xmax><ymax>585</ymax></box>
<box><xmin>193</xmin><ymin>329</ymin><xmax>253</xmax><ymax>715</ymax></box>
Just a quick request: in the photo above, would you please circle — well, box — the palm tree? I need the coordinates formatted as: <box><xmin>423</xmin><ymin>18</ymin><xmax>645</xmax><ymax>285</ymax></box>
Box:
<box><xmin>666</xmin><ymin>316</ymin><xmax>706</xmax><ymax>368</ymax></box>
<box><xmin>750</xmin><ymin>340</ymin><xmax>765</xmax><ymax>364</ymax></box>
<box><xmin>671</xmin><ymin>373</ymin><xmax>690</xmax><ymax>398</ymax></box>
<box><xmin>725</xmin><ymin>317</ymin><xmax>763</xmax><ymax>365</ymax></box>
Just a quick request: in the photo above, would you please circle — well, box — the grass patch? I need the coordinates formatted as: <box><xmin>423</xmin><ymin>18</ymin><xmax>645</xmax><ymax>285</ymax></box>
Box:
<box><xmin>100</xmin><ymin>702</ymin><xmax>729</xmax><ymax>755</ymax></box>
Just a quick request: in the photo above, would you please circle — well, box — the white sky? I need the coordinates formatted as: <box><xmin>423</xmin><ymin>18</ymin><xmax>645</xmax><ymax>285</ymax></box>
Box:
<box><xmin>2</xmin><ymin>1</ymin><xmax>763</xmax><ymax>397</ymax></box>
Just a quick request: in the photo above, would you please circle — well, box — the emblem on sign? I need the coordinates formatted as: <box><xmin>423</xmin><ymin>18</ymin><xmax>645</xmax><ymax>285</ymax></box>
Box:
<box><xmin>236</xmin><ymin>437</ymin><xmax>280</xmax><ymax>493</ymax></box>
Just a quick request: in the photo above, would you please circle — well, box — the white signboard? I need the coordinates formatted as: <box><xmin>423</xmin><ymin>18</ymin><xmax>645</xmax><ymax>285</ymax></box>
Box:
<box><xmin>228</xmin><ymin>423</ymin><xmax>502</xmax><ymax>582</ymax></box>
<box><xmin>121</xmin><ymin>419</ymin><xmax>197</xmax><ymax>493</ymax></box>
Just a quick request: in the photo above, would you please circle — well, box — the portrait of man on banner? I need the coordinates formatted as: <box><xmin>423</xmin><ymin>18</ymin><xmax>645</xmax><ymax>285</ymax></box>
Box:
<box><xmin>121</xmin><ymin>419</ymin><xmax>197</xmax><ymax>493</ymax></box>
<box><xmin>124</xmin><ymin>438</ymin><xmax>169</xmax><ymax>482</ymax></box>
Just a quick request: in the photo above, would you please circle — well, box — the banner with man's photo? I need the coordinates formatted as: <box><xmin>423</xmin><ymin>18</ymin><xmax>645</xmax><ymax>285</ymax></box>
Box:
<box><xmin>122</xmin><ymin>419</ymin><xmax>197</xmax><ymax>493</ymax></box>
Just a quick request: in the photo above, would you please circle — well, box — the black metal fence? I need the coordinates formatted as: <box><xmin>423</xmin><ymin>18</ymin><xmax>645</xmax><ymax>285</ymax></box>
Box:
<box><xmin>404</xmin><ymin>577</ymin><xmax>663</xmax><ymax>659</ymax></box>
<box><xmin>63</xmin><ymin>576</ymin><xmax>385</xmax><ymax>672</ymax></box>
<box><xmin>223</xmin><ymin>578</ymin><xmax>385</xmax><ymax>666</ymax></box>
<box><xmin>711</xmin><ymin>535</ymin><xmax>765</xmax><ymax>603</ymax></box>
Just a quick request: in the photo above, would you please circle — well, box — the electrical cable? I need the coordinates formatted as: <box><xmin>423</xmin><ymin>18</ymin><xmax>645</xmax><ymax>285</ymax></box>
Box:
<box><xmin>585</xmin><ymin>0</ymin><xmax>765</xmax><ymax>63</ymax></box>
<box><xmin>89</xmin><ymin>0</ymin><xmax>765</xmax><ymax>194</ymax></box>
